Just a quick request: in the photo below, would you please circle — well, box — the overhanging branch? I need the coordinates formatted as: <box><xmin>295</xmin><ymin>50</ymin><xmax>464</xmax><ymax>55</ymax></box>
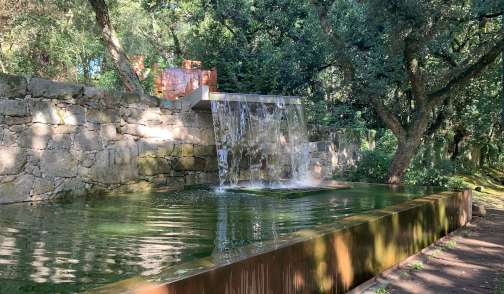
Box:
<box><xmin>369</xmin><ymin>96</ymin><xmax>406</xmax><ymax>140</ymax></box>
<box><xmin>428</xmin><ymin>37</ymin><xmax>504</xmax><ymax>106</ymax></box>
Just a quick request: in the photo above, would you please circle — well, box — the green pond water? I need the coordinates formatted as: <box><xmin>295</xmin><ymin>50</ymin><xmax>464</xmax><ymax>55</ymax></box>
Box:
<box><xmin>0</xmin><ymin>183</ymin><xmax>439</xmax><ymax>293</ymax></box>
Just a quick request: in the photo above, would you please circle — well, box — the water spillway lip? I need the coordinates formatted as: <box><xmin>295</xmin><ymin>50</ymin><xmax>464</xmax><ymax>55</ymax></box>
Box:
<box><xmin>208</xmin><ymin>92</ymin><xmax>302</xmax><ymax>105</ymax></box>
<box><xmin>181</xmin><ymin>85</ymin><xmax>302</xmax><ymax>110</ymax></box>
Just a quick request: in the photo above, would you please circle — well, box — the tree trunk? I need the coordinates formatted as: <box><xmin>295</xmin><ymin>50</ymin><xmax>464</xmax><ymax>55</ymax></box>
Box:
<box><xmin>386</xmin><ymin>135</ymin><xmax>422</xmax><ymax>184</ymax></box>
<box><xmin>501</xmin><ymin>16</ymin><xmax>504</xmax><ymax>128</ymax></box>
<box><xmin>450</xmin><ymin>128</ymin><xmax>466</xmax><ymax>161</ymax></box>
<box><xmin>88</xmin><ymin>0</ymin><xmax>143</xmax><ymax>94</ymax></box>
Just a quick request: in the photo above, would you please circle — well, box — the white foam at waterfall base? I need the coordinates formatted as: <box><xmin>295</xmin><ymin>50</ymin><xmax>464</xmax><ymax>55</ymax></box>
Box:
<box><xmin>210</xmin><ymin>96</ymin><xmax>318</xmax><ymax>190</ymax></box>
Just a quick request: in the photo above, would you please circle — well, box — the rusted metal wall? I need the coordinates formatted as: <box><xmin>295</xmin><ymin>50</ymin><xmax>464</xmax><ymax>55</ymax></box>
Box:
<box><xmin>150</xmin><ymin>59</ymin><xmax>218</xmax><ymax>100</ymax></box>
<box><xmin>158</xmin><ymin>67</ymin><xmax>217</xmax><ymax>100</ymax></box>
<box><xmin>95</xmin><ymin>190</ymin><xmax>472</xmax><ymax>294</ymax></box>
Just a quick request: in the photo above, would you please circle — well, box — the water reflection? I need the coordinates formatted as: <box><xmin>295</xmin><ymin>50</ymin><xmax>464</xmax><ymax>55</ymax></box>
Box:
<box><xmin>0</xmin><ymin>183</ymin><xmax>438</xmax><ymax>293</ymax></box>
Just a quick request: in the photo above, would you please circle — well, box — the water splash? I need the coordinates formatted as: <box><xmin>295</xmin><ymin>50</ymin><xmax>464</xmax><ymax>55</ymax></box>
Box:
<box><xmin>210</xmin><ymin>95</ymin><xmax>315</xmax><ymax>189</ymax></box>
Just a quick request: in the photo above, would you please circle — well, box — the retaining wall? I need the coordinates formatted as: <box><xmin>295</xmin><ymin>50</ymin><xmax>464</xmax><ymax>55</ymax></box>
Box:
<box><xmin>0</xmin><ymin>74</ymin><xmax>218</xmax><ymax>204</ymax></box>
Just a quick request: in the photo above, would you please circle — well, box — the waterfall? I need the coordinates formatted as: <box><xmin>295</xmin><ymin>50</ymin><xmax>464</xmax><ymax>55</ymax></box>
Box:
<box><xmin>210</xmin><ymin>96</ymin><xmax>313</xmax><ymax>188</ymax></box>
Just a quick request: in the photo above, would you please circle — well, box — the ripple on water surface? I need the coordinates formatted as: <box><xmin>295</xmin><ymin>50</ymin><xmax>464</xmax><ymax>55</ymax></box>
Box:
<box><xmin>0</xmin><ymin>183</ymin><xmax>438</xmax><ymax>293</ymax></box>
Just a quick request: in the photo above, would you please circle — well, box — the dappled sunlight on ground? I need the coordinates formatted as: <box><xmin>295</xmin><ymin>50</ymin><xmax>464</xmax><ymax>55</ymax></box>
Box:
<box><xmin>358</xmin><ymin>209</ymin><xmax>504</xmax><ymax>294</ymax></box>
<box><xmin>462</xmin><ymin>168</ymin><xmax>504</xmax><ymax>209</ymax></box>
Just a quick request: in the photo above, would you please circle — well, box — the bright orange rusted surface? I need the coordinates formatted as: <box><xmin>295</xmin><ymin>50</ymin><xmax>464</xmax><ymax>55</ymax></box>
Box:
<box><xmin>152</xmin><ymin>59</ymin><xmax>217</xmax><ymax>100</ymax></box>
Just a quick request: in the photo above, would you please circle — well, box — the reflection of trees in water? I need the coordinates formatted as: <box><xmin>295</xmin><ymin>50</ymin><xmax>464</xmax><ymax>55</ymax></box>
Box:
<box><xmin>0</xmin><ymin>184</ymin><xmax>431</xmax><ymax>292</ymax></box>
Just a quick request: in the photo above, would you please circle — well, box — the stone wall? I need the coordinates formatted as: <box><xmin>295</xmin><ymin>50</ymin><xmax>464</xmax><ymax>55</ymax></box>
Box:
<box><xmin>0</xmin><ymin>74</ymin><xmax>217</xmax><ymax>204</ymax></box>
<box><xmin>308</xmin><ymin>126</ymin><xmax>369</xmax><ymax>179</ymax></box>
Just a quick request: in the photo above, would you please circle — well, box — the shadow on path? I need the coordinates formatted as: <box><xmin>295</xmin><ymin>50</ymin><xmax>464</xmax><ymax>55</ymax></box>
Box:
<box><xmin>356</xmin><ymin>209</ymin><xmax>504</xmax><ymax>294</ymax></box>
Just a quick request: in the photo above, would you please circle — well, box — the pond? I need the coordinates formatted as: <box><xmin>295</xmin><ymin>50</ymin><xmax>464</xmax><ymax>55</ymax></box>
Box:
<box><xmin>0</xmin><ymin>183</ymin><xmax>439</xmax><ymax>293</ymax></box>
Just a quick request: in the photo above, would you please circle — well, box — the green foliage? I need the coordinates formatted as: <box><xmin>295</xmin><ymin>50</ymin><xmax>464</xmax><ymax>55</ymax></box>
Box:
<box><xmin>441</xmin><ymin>240</ymin><xmax>458</xmax><ymax>249</ymax></box>
<box><xmin>374</xmin><ymin>287</ymin><xmax>391</xmax><ymax>294</ymax></box>
<box><xmin>1</xmin><ymin>0</ymin><xmax>503</xmax><ymax>185</ymax></box>
<box><xmin>345</xmin><ymin>130</ymin><xmax>395</xmax><ymax>183</ymax></box>
<box><xmin>445</xmin><ymin>176</ymin><xmax>467</xmax><ymax>191</ymax></box>
<box><xmin>348</xmin><ymin>149</ymin><xmax>392</xmax><ymax>183</ymax></box>
<box><xmin>409</xmin><ymin>261</ymin><xmax>424</xmax><ymax>271</ymax></box>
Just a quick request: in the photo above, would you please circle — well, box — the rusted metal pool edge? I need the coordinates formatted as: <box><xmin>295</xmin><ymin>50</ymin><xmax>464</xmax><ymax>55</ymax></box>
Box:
<box><xmin>89</xmin><ymin>190</ymin><xmax>472</xmax><ymax>294</ymax></box>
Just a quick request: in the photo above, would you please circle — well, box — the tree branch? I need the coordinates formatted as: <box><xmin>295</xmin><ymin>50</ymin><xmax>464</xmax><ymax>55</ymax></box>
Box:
<box><xmin>428</xmin><ymin>37</ymin><xmax>504</xmax><ymax>106</ymax></box>
<box><xmin>89</xmin><ymin>0</ymin><xmax>143</xmax><ymax>94</ymax></box>
<box><xmin>369</xmin><ymin>96</ymin><xmax>406</xmax><ymax>140</ymax></box>
<box><xmin>476</xmin><ymin>11</ymin><xmax>503</xmax><ymax>20</ymax></box>
<box><xmin>310</xmin><ymin>0</ymin><xmax>354</xmax><ymax>81</ymax></box>
<box><xmin>404</xmin><ymin>36</ymin><xmax>427</xmax><ymax>110</ymax></box>
<box><xmin>431</xmin><ymin>51</ymin><xmax>458</xmax><ymax>67</ymax></box>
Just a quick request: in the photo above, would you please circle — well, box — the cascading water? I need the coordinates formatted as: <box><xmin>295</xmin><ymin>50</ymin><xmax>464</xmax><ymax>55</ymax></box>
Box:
<box><xmin>210</xmin><ymin>95</ymin><xmax>314</xmax><ymax>189</ymax></box>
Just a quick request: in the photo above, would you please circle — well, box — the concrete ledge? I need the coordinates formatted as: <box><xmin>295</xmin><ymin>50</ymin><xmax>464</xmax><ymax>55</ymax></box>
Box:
<box><xmin>182</xmin><ymin>85</ymin><xmax>302</xmax><ymax>110</ymax></box>
<box><xmin>92</xmin><ymin>190</ymin><xmax>472</xmax><ymax>294</ymax></box>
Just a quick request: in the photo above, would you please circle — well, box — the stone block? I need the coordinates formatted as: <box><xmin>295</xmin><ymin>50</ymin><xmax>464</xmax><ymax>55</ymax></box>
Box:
<box><xmin>64</xmin><ymin>105</ymin><xmax>86</xmax><ymax>125</ymax></box>
<box><xmin>194</xmin><ymin>145</ymin><xmax>216</xmax><ymax>157</ymax></box>
<box><xmin>18</xmin><ymin>124</ymin><xmax>50</xmax><ymax>149</ymax></box>
<box><xmin>0</xmin><ymin>128</ymin><xmax>17</xmax><ymax>146</ymax></box>
<box><xmin>54</xmin><ymin>178</ymin><xmax>87</xmax><ymax>197</ymax></box>
<box><xmin>89</xmin><ymin>143</ymin><xmax>138</xmax><ymax>184</ymax></box>
<box><xmin>199</xmin><ymin>128</ymin><xmax>215</xmax><ymax>144</ymax></box>
<box><xmin>0</xmin><ymin>99</ymin><xmax>28</xmax><ymax>116</ymax></box>
<box><xmin>205</xmin><ymin>156</ymin><xmax>218</xmax><ymax>172</ymax></box>
<box><xmin>159</xmin><ymin>114</ymin><xmax>180</xmax><ymax>125</ymax></box>
<box><xmin>5</xmin><ymin>116</ymin><xmax>31</xmax><ymax>125</ymax></box>
<box><xmin>31</xmin><ymin>100</ymin><xmax>63</xmax><ymax>124</ymax></box>
<box><xmin>0</xmin><ymin>74</ymin><xmax>27</xmax><ymax>98</ymax></box>
<box><xmin>52</xmin><ymin>125</ymin><xmax>77</xmax><ymax>134</ymax></box>
<box><xmin>80</xmin><ymin>151</ymin><xmax>96</xmax><ymax>168</ymax></box>
<box><xmin>173</xmin><ymin>157</ymin><xmax>195</xmax><ymax>171</ymax></box>
<box><xmin>136</xmin><ymin>108</ymin><xmax>161</xmax><ymax>125</ymax></box>
<box><xmin>0</xmin><ymin>174</ymin><xmax>33</xmax><ymax>203</ymax></box>
<box><xmin>40</xmin><ymin>150</ymin><xmax>77</xmax><ymax>178</ymax></box>
<box><xmin>173</xmin><ymin>156</ymin><xmax>206</xmax><ymax>171</ymax></box>
<box><xmin>0</xmin><ymin>147</ymin><xmax>27</xmax><ymax>175</ymax></box>
<box><xmin>138</xmin><ymin>157</ymin><xmax>172</xmax><ymax>176</ymax></box>
<box><xmin>33</xmin><ymin>177</ymin><xmax>54</xmax><ymax>195</ymax></box>
<box><xmin>75</xmin><ymin>129</ymin><xmax>102</xmax><ymax>151</ymax></box>
<box><xmin>100</xmin><ymin>124</ymin><xmax>120</xmax><ymax>142</ymax></box>
<box><xmin>47</xmin><ymin>134</ymin><xmax>73</xmax><ymax>149</ymax></box>
<box><xmin>181</xmin><ymin>144</ymin><xmax>194</xmax><ymax>156</ymax></box>
<box><xmin>139</xmin><ymin>95</ymin><xmax>160</xmax><ymax>107</ymax></box>
<box><xmin>135</xmin><ymin>124</ymin><xmax>174</xmax><ymax>140</ymax></box>
<box><xmin>87</xmin><ymin>109</ymin><xmax>117</xmax><ymax>124</ymax></box>
<box><xmin>83</xmin><ymin>86</ymin><xmax>104</xmax><ymax>99</ymax></box>
<box><xmin>198</xmin><ymin>172</ymin><xmax>218</xmax><ymax>184</ymax></box>
<box><xmin>29</xmin><ymin>77</ymin><xmax>83</xmax><ymax>99</ymax></box>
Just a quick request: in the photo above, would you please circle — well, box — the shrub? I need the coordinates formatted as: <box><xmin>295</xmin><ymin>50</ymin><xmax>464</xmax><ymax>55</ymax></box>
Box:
<box><xmin>445</xmin><ymin>176</ymin><xmax>467</xmax><ymax>191</ymax></box>
<box><xmin>347</xmin><ymin>149</ymin><xmax>392</xmax><ymax>183</ymax></box>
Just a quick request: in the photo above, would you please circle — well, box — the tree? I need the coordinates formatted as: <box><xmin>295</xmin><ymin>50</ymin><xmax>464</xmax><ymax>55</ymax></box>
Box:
<box><xmin>311</xmin><ymin>0</ymin><xmax>504</xmax><ymax>184</ymax></box>
<box><xmin>502</xmin><ymin>15</ymin><xmax>504</xmax><ymax>128</ymax></box>
<box><xmin>88</xmin><ymin>0</ymin><xmax>143</xmax><ymax>93</ymax></box>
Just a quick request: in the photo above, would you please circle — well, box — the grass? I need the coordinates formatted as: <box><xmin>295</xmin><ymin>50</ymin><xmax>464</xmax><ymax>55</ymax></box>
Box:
<box><xmin>374</xmin><ymin>286</ymin><xmax>391</xmax><ymax>294</ymax></box>
<box><xmin>409</xmin><ymin>261</ymin><xmax>424</xmax><ymax>271</ymax></box>
<box><xmin>427</xmin><ymin>248</ymin><xmax>443</xmax><ymax>260</ymax></box>
<box><xmin>440</xmin><ymin>240</ymin><xmax>457</xmax><ymax>249</ymax></box>
<box><xmin>495</xmin><ymin>274</ymin><xmax>504</xmax><ymax>294</ymax></box>
<box><xmin>461</xmin><ymin>168</ymin><xmax>504</xmax><ymax>209</ymax></box>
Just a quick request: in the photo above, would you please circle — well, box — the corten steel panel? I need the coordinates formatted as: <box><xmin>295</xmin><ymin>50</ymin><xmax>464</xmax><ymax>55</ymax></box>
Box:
<box><xmin>158</xmin><ymin>68</ymin><xmax>218</xmax><ymax>100</ymax></box>
<box><xmin>92</xmin><ymin>190</ymin><xmax>472</xmax><ymax>294</ymax></box>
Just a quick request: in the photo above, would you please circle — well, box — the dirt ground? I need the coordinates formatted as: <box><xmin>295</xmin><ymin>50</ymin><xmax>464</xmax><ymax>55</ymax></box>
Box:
<box><xmin>352</xmin><ymin>208</ymin><xmax>504</xmax><ymax>294</ymax></box>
